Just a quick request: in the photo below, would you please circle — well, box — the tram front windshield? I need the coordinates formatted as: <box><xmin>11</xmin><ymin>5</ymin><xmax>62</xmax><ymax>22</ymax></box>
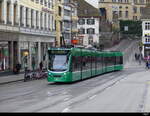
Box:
<box><xmin>48</xmin><ymin>50</ymin><xmax>69</xmax><ymax>72</ymax></box>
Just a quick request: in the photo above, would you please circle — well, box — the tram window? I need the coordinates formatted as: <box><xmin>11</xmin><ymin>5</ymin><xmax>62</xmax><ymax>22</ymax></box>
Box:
<box><xmin>97</xmin><ymin>56</ymin><xmax>103</xmax><ymax>69</ymax></box>
<box><xmin>103</xmin><ymin>56</ymin><xmax>115</xmax><ymax>67</ymax></box>
<box><xmin>120</xmin><ymin>56</ymin><xmax>123</xmax><ymax>64</ymax></box>
<box><xmin>82</xmin><ymin>56</ymin><xmax>91</xmax><ymax>71</ymax></box>
<box><xmin>103</xmin><ymin>57</ymin><xmax>107</xmax><ymax>66</ymax></box>
<box><xmin>91</xmin><ymin>57</ymin><xmax>96</xmax><ymax>69</ymax></box>
<box><xmin>116</xmin><ymin>56</ymin><xmax>123</xmax><ymax>65</ymax></box>
<box><xmin>72</xmin><ymin>56</ymin><xmax>82</xmax><ymax>72</ymax></box>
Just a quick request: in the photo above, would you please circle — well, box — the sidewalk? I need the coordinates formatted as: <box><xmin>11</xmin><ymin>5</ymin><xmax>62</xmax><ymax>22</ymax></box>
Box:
<box><xmin>0</xmin><ymin>71</ymin><xmax>24</xmax><ymax>85</ymax></box>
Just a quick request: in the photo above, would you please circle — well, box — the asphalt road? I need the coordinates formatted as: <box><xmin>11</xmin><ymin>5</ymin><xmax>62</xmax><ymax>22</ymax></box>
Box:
<box><xmin>0</xmin><ymin>39</ymin><xmax>149</xmax><ymax>112</ymax></box>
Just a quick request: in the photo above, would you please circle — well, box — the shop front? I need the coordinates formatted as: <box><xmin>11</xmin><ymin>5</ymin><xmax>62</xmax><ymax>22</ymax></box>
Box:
<box><xmin>144</xmin><ymin>44</ymin><xmax>150</xmax><ymax>57</ymax></box>
<box><xmin>0</xmin><ymin>42</ymin><xmax>9</xmax><ymax>71</ymax></box>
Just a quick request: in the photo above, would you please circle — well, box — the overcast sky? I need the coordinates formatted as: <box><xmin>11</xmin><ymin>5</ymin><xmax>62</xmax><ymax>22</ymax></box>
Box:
<box><xmin>85</xmin><ymin>0</ymin><xmax>99</xmax><ymax>8</ymax></box>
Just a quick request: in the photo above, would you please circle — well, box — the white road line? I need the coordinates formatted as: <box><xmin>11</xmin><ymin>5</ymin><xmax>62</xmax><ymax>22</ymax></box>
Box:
<box><xmin>64</xmin><ymin>98</ymin><xmax>70</xmax><ymax>101</ymax></box>
<box><xmin>62</xmin><ymin>107</ymin><xmax>70</xmax><ymax>112</ymax></box>
<box><xmin>89</xmin><ymin>95</ymin><xmax>97</xmax><ymax>100</ymax></box>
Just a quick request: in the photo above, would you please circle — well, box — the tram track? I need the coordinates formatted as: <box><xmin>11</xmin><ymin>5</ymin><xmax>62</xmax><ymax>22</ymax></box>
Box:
<box><xmin>0</xmin><ymin>39</ymin><xmax>143</xmax><ymax>112</ymax></box>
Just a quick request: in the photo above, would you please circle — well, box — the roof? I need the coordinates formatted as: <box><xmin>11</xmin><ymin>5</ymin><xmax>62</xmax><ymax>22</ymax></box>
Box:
<box><xmin>76</xmin><ymin>0</ymin><xmax>100</xmax><ymax>17</ymax></box>
<box><xmin>141</xmin><ymin>7</ymin><xmax>150</xmax><ymax>20</ymax></box>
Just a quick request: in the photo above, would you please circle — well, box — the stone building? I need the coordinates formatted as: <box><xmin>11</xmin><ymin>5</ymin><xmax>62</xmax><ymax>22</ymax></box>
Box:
<box><xmin>0</xmin><ymin>0</ymin><xmax>56</xmax><ymax>71</ymax></box>
<box><xmin>141</xmin><ymin>6</ymin><xmax>150</xmax><ymax>57</ymax></box>
<box><xmin>99</xmin><ymin>0</ymin><xmax>149</xmax><ymax>22</ymax></box>
<box><xmin>77</xmin><ymin>0</ymin><xmax>101</xmax><ymax>46</ymax></box>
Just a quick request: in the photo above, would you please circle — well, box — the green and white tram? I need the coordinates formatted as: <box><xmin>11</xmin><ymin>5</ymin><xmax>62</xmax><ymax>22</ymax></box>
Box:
<box><xmin>47</xmin><ymin>48</ymin><xmax>123</xmax><ymax>83</ymax></box>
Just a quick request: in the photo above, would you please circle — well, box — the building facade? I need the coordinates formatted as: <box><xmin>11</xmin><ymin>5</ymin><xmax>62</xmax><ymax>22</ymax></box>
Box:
<box><xmin>62</xmin><ymin>0</ymin><xmax>78</xmax><ymax>45</ymax></box>
<box><xmin>99</xmin><ymin>0</ymin><xmax>149</xmax><ymax>22</ymax></box>
<box><xmin>0</xmin><ymin>0</ymin><xmax>56</xmax><ymax>71</ymax></box>
<box><xmin>55</xmin><ymin>0</ymin><xmax>63</xmax><ymax>47</ymax></box>
<box><xmin>77</xmin><ymin>0</ymin><xmax>101</xmax><ymax>46</ymax></box>
<box><xmin>141</xmin><ymin>7</ymin><xmax>150</xmax><ymax>58</ymax></box>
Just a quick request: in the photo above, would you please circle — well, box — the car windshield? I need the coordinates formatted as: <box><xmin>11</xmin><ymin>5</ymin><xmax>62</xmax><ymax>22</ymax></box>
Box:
<box><xmin>49</xmin><ymin>55</ymin><xmax>69</xmax><ymax>71</ymax></box>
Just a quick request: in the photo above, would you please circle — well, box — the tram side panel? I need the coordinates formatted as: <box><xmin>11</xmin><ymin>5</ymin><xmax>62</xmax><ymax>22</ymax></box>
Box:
<box><xmin>81</xmin><ymin>56</ymin><xmax>93</xmax><ymax>80</ymax></box>
<box><xmin>114</xmin><ymin>55</ymin><xmax>123</xmax><ymax>71</ymax></box>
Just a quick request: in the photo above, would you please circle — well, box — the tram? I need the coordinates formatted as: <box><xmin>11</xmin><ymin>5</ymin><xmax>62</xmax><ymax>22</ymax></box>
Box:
<box><xmin>47</xmin><ymin>48</ymin><xmax>123</xmax><ymax>83</ymax></box>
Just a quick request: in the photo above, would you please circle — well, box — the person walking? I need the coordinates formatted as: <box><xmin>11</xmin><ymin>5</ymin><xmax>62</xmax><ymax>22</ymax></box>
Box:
<box><xmin>32</xmin><ymin>57</ymin><xmax>36</xmax><ymax>71</ymax></box>
<box><xmin>138</xmin><ymin>53</ymin><xmax>142</xmax><ymax>65</ymax></box>
<box><xmin>39</xmin><ymin>61</ymin><xmax>43</xmax><ymax>70</ymax></box>
<box><xmin>135</xmin><ymin>53</ymin><xmax>137</xmax><ymax>61</ymax></box>
<box><xmin>146</xmin><ymin>60</ymin><xmax>149</xmax><ymax>69</ymax></box>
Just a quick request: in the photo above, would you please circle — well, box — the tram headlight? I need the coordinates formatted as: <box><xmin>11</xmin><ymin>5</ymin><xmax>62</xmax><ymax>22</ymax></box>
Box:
<box><xmin>48</xmin><ymin>73</ymin><xmax>52</xmax><ymax>77</ymax></box>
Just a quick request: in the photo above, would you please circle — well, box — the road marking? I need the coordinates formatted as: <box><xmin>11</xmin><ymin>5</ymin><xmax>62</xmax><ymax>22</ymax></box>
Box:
<box><xmin>62</xmin><ymin>107</ymin><xmax>70</xmax><ymax>112</ymax></box>
<box><xmin>89</xmin><ymin>95</ymin><xmax>97</xmax><ymax>100</ymax></box>
<box><xmin>64</xmin><ymin>98</ymin><xmax>70</xmax><ymax>101</ymax></box>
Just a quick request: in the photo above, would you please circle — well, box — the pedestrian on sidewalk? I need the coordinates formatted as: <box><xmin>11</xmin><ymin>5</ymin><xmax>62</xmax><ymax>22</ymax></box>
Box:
<box><xmin>16</xmin><ymin>63</ymin><xmax>21</xmax><ymax>74</ymax></box>
<box><xmin>135</xmin><ymin>53</ymin><xmax>137</xmax><ymax>61</ymax></box>
<box><xmin>39</xmin><ymin>61</ymin><xmax>43</xmax><ymax>71</ymax></box>
<box><xmin>145</xmin><ymin>60</ymin><xmax>149</xmax><ymax>69</ymax></box>
<box><xmin>32</xmin><ymin>57</ymin><xmax>36</xmax><ymax>71</ymax></box>
<box><xmin>138</xmin><ymin>53</ymin><xmax>142</xmax><ymax>65</ymax></box>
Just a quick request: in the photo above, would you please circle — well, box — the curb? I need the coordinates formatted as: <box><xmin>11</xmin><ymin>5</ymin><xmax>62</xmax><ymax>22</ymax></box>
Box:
<box><xmin>0</xmin><ymin>79</ymin><xmax>24</xmax><ymax>85</ymax></box>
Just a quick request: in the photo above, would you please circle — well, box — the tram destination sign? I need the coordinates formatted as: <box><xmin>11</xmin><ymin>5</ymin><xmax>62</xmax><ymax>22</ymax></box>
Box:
<box><xmin>49</xmin><ymin>50</ymin><xmax>69</xmax><ymax>55</ymax></box>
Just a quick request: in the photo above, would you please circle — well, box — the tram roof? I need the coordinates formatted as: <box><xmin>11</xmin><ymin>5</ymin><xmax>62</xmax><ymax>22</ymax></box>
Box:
<box><xmin>48</xmin><ymin>48</ymin><xmax>123</xmax><ymax>56</ymax></box>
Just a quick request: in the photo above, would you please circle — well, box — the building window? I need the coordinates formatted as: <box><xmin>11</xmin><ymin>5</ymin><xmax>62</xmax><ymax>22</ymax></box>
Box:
<box><xmin>139</xmin><ymin>0</ymin><xmax>144</xmax><ymax>3</ymax></box>
<box><xmin>125</xmin><ymin>11</ymin><xmax>128</xmax><ymax>18</ymax></box>
<box><xmin>44</xmin><ymin>13</ymin><xmax>47</xmax><ymax>30</ymax></box>
<box><xmin>133</xmin><ymin>7</ymin><xmax>137</xmax><ymax>13</ymax></box>
<box><xmin>87</xmin><ymin>19</ymin><xmax>95</xmax><ymax>25</ymax></box>
<box><xmin>145</xmin><ymin>22</ymin><xmax>150</xmax><ymax>30</ymax></box>
<box><xmin>48</xmin><ymin>15</ymin><xmax>50</xmax><ymax>30</ymax></box>
<box><xmin>26</xmin><ymin>8</ymin><xmax>29</xmax><ymax>27</ymax></box>
<box><xmin>134</xmin><ymin>0</ymin><xmax>138</xmax><ymax>3</ymax></box>
<box><xmin>20</xmin><ymin>6</ymin><xmax>24</xmax><ymax>26</ymax></box>
<box><xmin>133</xmin><ymin>16</ymin><xmax>137</xmax><ymax>20</ymax></box>
<box><xmin>41</xmin><ymin>0</ymin><xmax>43</xmax><ymax>5</ymax></box>
<box><xmin>88</xmin><ymin>36</ymin><xmax>93</xmax><ymax>44</ymax></box>
<box><xmin>40</xmin><ymin>12</ymin><xmax>43</xmax><ymax>29</ymax></box>
<box><xmin>78</xmin><ymin>19</ymin><xmax>85</xmax><ymax>25</ymax></box>
<box><xmin>119</xmin><ymin>11</ymin><xmax>122</xmax><ymax>18</ymax></box>
<box><xmin>36</xmin><ymin>11</ymin><xmax>39</xmax><ymax>28</ymax></box>
<box><xmin>112</xmin><ymin>0</ymin><xmax>117</xmax><ymax>2</ymax></box>
<box><xmin>31</xmin><ymin>9</ymin><xmax>34</xmax><ymax>28</ymax></box>
<box><xmin>78</xmin><ymin>28</ymin><xmax>85</xmax><ymax>34</ymax></box>
<box><xmin>36</xmin><ymin>0</ymin><xmax>39</xmax><ymax>4</ymax></box>
<box><xmin>146</xmin><ymin>0</ymin><xmax>150</xmax><ymax>4</ymax></box>
<box><xmin>58</xmin><ymin>6</ymin><xmax>62</xmax><ymax>16</ymax></box>
<box><xmin>87</xmin><ymin>28</ymin><xmax>95</xmax><ymax>34</ymax></box>
<box><xmin>14</xmin><ymin>4</ymin><xmax>17</xmax><ymax>25</ymax></box>
<box><xmin>7</xmin><ymin>2</ymin><xmax>11</xmax><ymax>24</ymax></box>
<box><xmin>0</xmin><ymin>1</ymin><xmax>2</xmax><ymax>22</ymax></box>
<box><xmin>99</xmin><ymin>0</ymin><xmax>104</xmax><ymax>2</ymax></box>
